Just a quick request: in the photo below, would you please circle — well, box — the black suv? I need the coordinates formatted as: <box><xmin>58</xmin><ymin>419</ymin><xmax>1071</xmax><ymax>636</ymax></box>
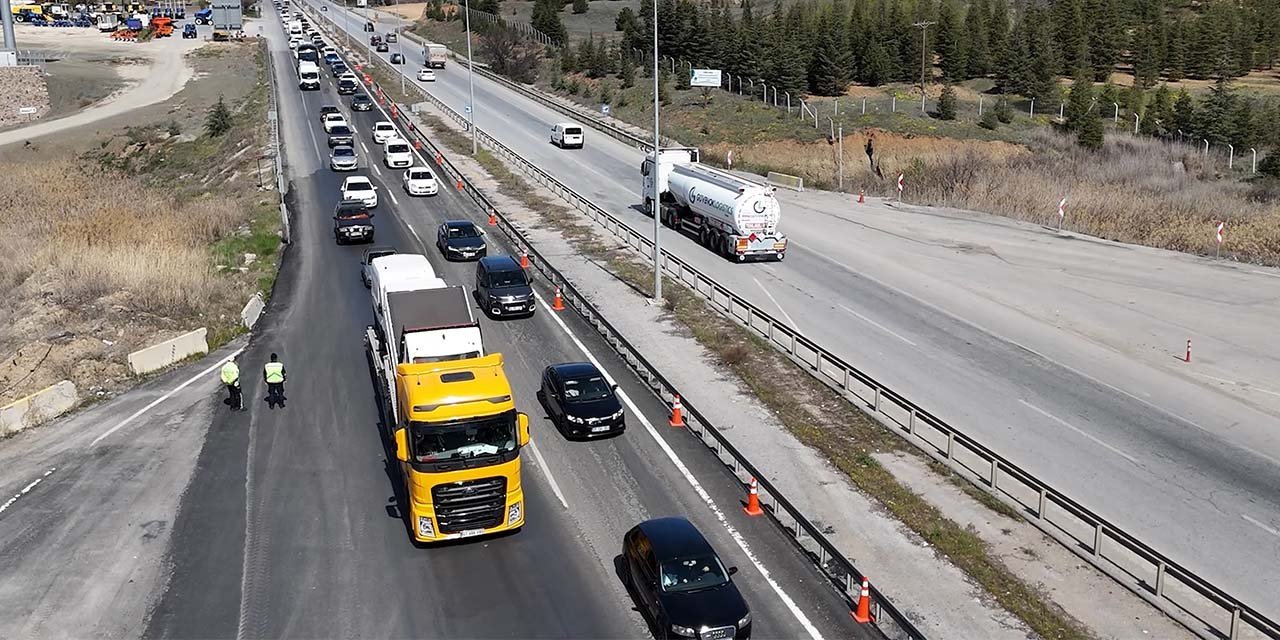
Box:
<box><xmin>351</xmin><ymin>93</ymin><xmax>373</xmax><ymax>111</ymax></box>
<box><xmin>337</xmin><ymin>78</ymin><xmax>358</xmax><ymax>95</ymax></box>
<box><xmin>538</xmin><ymin>362</ymin><xmax>624</xmax><ymax>438</ymax></box>
<box><xmin>333</xmin><ymin>199</ymin><xmax>375</xmax><ymax>244</ymax></box>
<box><xmin>474</xmin><ymin>255</ymin><xmax>534</xmax><ymax>318</ymax></box>
<box><xmin>623</xmin><ymin>517</ymin><xmax>751</xmax><ymax>639</ymax></box>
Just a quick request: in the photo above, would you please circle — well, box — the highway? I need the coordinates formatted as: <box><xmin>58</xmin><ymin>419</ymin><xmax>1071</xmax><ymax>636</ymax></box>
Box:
<box><xmin>139</xmin><ymin>12</ymin><xmax>867</xmax><ymax>639</ymax></box>
<box><xmin>310</xmin><ymin>0</ymin><xmax>1280</xmax><ymax>616</ymax></box>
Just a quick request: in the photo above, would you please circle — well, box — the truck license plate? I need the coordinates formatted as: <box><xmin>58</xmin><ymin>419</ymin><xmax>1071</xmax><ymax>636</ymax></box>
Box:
<box><xmin>458</xmin><ymin>528</ymin><xmax>486</xmax><ymax>537</ymax></box>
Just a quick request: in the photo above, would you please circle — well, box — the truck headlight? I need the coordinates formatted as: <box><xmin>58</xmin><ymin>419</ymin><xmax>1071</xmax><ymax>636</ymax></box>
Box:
<box><xmin>669</xmin><ymin>624</ymin><xmax>696</xmax><ymax>637</ymax></box>
<box><xmin>507</xmin><ymin>501</ymin><xmax>522</xmax><ymax>524</ymax></box>
<box><xmin>417</xmin><ymin>515</ymin><xmax>434</xmax><ymax>538</ymax></box>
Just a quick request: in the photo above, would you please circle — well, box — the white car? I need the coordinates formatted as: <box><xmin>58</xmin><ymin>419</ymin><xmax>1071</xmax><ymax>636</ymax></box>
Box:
<box><xmin>383</xmin><ymin>139</ymin><xmax>413</xmax><ymax>169</ymax></box>
<box><xmin>402</xmin><ymin>167</ymin><xmax>438</xmax><ymax>196</ymax></box>
<box><xmin>322</xmin><ymin>46</ymin><xmax>337</xmax><ymax>56</ymax></box>
<box><xmin>322</xmin><ymin>113</ymin><xmax>349</xmax><ymax>133</ymax></box>
<box><xmin>416</xmin><ymin>68</ymin><xmax>435</xmax><ymax>82</ymax></box>
<box><xmin>341</xmin><ymin>176</ymin><xmax>378</xmax><ymax>208</ymax></box>
<box><xmin>371</xmin><ymin>121</ymin><xmax>397</xmax><ymax>144</ymax></box>
<box><xmin>339</xmin><ymin>71</ymin><xmax>359</xmax><ymax>83</ymax></box>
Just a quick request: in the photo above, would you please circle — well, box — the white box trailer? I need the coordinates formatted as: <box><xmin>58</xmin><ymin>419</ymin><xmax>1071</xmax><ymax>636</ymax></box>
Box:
<box><xmin>422</xmin><ymin>43</ymin><xmax>448</xmax><ymax>68</ymax></box>
<box><xmin>367</xmin><ymin>254</ymin><xmax>482</xmax><ymax>365</ymax></box>
<box><xmin>641</xmin><ymin>147</ymin><xmax>787</xmax><ymax>262</ymax></box>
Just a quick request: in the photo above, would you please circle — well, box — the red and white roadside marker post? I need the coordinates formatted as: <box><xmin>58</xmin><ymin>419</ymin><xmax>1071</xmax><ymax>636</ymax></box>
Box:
<box><xmin>1215</xmin><ymin>220</ymin><xmax>1225</xmax><ymax>259</ymax></box>
<box><xmin>726</xmin><ymin>149</ymin><xmax>734</xmax><ymax>171</ymax></box>
<box><xmin>896</xmin><ymin>172</ymin><xmax>904</xmax><ymax>202</ymax></box>
<box><xmin>1057</xmin><ymin>197</ymin><xmax>1067</xmax><ymax>231</ymax></box>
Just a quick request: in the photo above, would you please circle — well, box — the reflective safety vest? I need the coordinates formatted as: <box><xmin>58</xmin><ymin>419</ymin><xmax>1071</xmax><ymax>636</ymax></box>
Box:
<box><xmin>220</xmin><ymin>361</ymin><xmax>240</xmax><ymax>385</ymax></box>
<box><xmin>263</xmin><ymin>362</ymin><xmax>285</xmax><ymax>383</ymax></box>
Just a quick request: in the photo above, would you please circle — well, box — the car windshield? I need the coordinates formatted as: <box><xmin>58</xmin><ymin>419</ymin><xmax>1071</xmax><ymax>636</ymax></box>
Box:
<box><xmin>387</xmin><ymin>143</ymin><xmax>409</xmax><ymax>153</ymax></box>
<box><xmin>333</xmin><ymin>147</ymin><xmax>354</xmax><ymax>157</ymax></box>
<box><xmin>562</xmin><ymin>375</ymin><xmax>611</xmax><ymax>402</ymax></box>
<box><xmin>446</xmin><ymin>225</ymin><xmax>479</xmax><ymax>239</ymax></box>
<box><xmin>660</xmin><ymin>555</ymin><xmax>730</xmax><ymax>593</ymax></box>
<box><xmin>346</xmin><ymin>181</ymin><xmax>372</xmax><ymax>192</ymax></box>
<box><xmin>411</xmin><ymin>412</ymin><xmax>518</xmax><ymax>462</ymax></box>
<box><xmin>354</xmin><ymin>95</ymin><xmax>369</xmax><ymax>102</ymax></box>
<box><xmin>489</xmin><ymin>269</ymin><xmax>527</xmax><ymax>288</ymax></box>
<box><xmin>376</xmin><ymin>126</ymin><xmax>393</xmax><ymax>134</ymax></box>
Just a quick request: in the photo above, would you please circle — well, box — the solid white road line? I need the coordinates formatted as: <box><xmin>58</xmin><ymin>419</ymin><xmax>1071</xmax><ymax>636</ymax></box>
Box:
<box><xmin>91</xmin><ymin>349</ymin><xmax>245</xmax><ymax>447</ymax></box>
<box><xmin>1188</xmin><ymin>371</ymin><xmax>1280</xmax><ymax>399</ymax></box>
<box><xmin>534</xmin><ymin>289</ymin><xmax>824</xmax><ymax>640</ymax></box>
<box><xmin>387</xmin><ymin>190</ymin><xmax>400</xmax><ymax>207</ymax></box>
<box><xmin>0</xmin><ymin>468</ymin><xmax>56</xmax><ymax>517</ymax></box>
<box><xmin>753</xmin><ymin>277</ymin><xmax>800</xmax><ymax>330</ymax></box>
<box><xmin>1242</xmin><ymin>514</ymin><xmax>1280</xmax><ymax>538</ymax></box>
<box><xmin>1019</xmin><ymin>399</ymin><xmax>1140</xmax><ymax>465</ymax></box>
<box><xmin>526</xmin><ymin>440</ymin><xmax>570</xmax><ymax>509</ymax></box>
<box><xmin>837</xmin><ymin>303</ymin><xmax>918</xmax><ymax>347</ymax></box>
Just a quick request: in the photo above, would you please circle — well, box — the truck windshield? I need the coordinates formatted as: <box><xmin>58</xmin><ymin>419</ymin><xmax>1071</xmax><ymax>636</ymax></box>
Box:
<box><xmin>411</xmin><ymin>411</ymin><xmax>517</xmax><ymax>462</ymax></box>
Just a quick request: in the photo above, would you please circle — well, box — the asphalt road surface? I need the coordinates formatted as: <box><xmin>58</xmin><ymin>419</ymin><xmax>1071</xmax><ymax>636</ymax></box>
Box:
<box><xmin>134</xmin><ymin>13</ymin><xmax>870</xmax><ymax>639</ymax></box>
<box><xmin>307</xmin><ymin>0</ymin><xmax>1280</xmax><ymax>617</ymax></box>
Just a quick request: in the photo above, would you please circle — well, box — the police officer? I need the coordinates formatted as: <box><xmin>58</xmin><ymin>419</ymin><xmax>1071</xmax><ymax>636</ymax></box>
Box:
<box><xmin>220</xmin><ymin>358</ymin><xmax>243</xmax><ymax>411</ymax></box>
<box><xmin>263</xmin><ymin>353</ymin><xmax>287</xmax><ymax>408</ymax></box>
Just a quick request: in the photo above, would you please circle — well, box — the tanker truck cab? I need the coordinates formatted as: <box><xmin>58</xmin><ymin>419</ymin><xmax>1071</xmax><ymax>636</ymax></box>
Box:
<box><xmin>642</xmin><ymin>148</ymin><xmax>787</xmax><ymax>262</ymax></box>
<box><xmin>391</xmin><ymin>354</ymin><xmax>530</xmax><ymax>542</ymax></box>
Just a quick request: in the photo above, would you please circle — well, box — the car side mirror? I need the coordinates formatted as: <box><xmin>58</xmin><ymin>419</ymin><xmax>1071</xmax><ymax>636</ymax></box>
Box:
<box><xmin>393</xmin><ymin>427</ymin><xmax>409</xmax><ymax>462</ymax></box>
<box><xmin>333</xmin><ymin>215</ymin><xmax>338</xmax><ymax>220</ymax></box>
<box><xmin>727</xmin><ymin>566</ymin><xmax>739</xmax><ymax>576</ymax></box>
<box><xmin>611</xmin><ymin>384</ymin><xmax>618</xmax><ymax>391</ymax></box>
<box><xmin>517</xmin><ymin>412</ymin><xmax>530</xmax><ymax>446</ymax></box>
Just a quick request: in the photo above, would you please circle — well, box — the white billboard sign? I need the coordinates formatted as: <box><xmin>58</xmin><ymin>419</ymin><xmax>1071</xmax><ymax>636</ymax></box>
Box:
<box><xmin>690</xmin><ymin>68</ymin><xmax>722</xmax><ymax>88</ymax></box>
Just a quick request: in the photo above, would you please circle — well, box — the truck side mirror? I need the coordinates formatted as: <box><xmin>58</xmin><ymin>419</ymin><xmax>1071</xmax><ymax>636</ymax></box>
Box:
<box><xmin>517</xmin><ymin>412</ymin><xmax>530</xmax><ymax>446</ymax></box>
<box><xmin>394</xmin><ymin>427</ymin><xmax>409</xmax><ymax>462</ymax></box>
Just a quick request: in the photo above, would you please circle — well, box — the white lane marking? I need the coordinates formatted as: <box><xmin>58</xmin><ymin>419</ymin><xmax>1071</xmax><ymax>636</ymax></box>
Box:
<box><xmin>91</xmin><ymin>349</ymin><xmax>246</xmax><ymax>447</ymax></box>
<box><xmin>1249</xmin><ymin>270</ymin><xmax>1280</xmax><ymax>279</ymax></box>
<box><xmin>359</xmin><ymin>140</ymin><xmax>371</xmax><ymax>155</ymax></box>
<box><xmin>534</xmin><ymin>290</ymin><xmax>824</xmax><ymax>640</ymax></box>
<box><xmin>388</xmin><ymin>190</ymin><xmax>400</xmax><ymax>207</ymax></box>
<box><xmin>836</xmin><ymin>303</ymin><xmax>918</xmax><ymax>347</ymax></box>
<box><xmin>753</xmin><ymin>277</ymin><xmax>799</xmax><ymax>330</ymax></box>
<box><xmin>1242</xmin><ymin>514</ymin><xmax>1280</xmax><ymax>538</ymax></box>
<box><xmin>1018</xmin><ymin>400</ymin><xmax>1140</xmax><ymax>465</ymax></box>
<box><xmin>526</xmin><ymin>440</ymin><xmax>569</xmax><ymax>509</ymax></box>
<box><xmin>0</xmin><ymin>468</ymin><xmax>56</xmax><ymax>517</ymax></box>
<box><xmin>306</xmin><ymin>122</ymin><xmax>322</xmax><ymax>156</ymax></box>
<box><xmin>1188</xmin><ymin>372</ymin><xmax>1280</xmax><ymax>399</ymax></box>
<box><xmin>373</xmin><ymin>163</ymin><xmax>383</xmax><ymax>176</ymax></box>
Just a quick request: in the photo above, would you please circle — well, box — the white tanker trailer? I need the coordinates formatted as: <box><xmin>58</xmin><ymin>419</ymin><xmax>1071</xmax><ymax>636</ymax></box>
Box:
<box><xmin>641</xmin><ymin>147</ymin><xmax>787</xmax><ymax>262</ymax></box>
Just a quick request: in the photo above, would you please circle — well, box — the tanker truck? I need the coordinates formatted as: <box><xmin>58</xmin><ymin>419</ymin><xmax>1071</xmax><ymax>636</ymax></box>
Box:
<box><xmin>641</xmin><ymin>147</ymin><xmax>787</xmax><ymax>262</ymax></box>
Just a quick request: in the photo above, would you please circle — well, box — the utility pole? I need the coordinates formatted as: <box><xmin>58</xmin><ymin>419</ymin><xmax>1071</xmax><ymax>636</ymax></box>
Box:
<box><xmin>651</xmin><ymin>0</ymin><xmax>662</xmax><ymax>302</ymax></box>
<box><xmin>913</xmin><ymin>20</ymin><xmax>935</xmax><ymax>111</ymax></box>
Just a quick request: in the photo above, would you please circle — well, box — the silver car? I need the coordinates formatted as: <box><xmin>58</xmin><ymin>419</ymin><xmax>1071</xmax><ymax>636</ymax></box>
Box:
<box><xmin>329</xmin><ymin>145</ymin><xmax>358</xmax><ymax>171</ymax></box>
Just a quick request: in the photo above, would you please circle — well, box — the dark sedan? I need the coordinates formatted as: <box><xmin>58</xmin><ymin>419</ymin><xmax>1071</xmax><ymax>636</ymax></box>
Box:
<box><xmin>538</xmin><ymin>362</ymin><xmax>624</xmax><ymax>438</ymax></box>
<box><xmin>327</xmin><ymin>124</ymin><xmax>354</xmax><ymax>147</ymax></box>
<box><xmin>623</xmin><ymin>518</ymin><xmax>751</xmax><ymax>639</ymax></box>
<box><xmin>435</xmin><ymin>220</ymin><xmax>486</xmax><ymax>261</ymax></box>
<box><xmin>376</xmin><ymin>42</ymin><xmax>389</xmax><ymax>52</ymax></box>
<box><xmin>351</xmin><ymin>93</ymin><xmax>373</xmax><ymax>111</ymax></box>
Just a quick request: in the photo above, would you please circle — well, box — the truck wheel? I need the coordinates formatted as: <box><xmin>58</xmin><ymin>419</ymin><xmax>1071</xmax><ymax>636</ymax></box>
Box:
<box><xmin>643</xmin><ymin>198</ymin><xmax>652</xmax><ymax>216</ymax></box>
<box><xmin>698</xmin><ymin>227</ymin><xmax>709</xmax><ymax>247</ymax></box>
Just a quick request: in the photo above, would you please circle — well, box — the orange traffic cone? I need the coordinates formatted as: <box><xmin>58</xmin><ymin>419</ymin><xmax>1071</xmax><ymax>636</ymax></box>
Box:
<box><xmin>390</xmin><ymin>105</ymin><xmax>398</xmax><ymax>119</ymax></box>
<box><xmin>551</xmin><ymin>286</ymin><xmax>565</xmax><ymax>311</ymax></box>
<box><xmin>487</xmin><ymin>211</ymin><xmax>497</xmax><ymax>226</ymax></box>
<box><xmin>455</xmin><ymin>177</ymin><xmax>464</xmax><ymax>190</ymax></box>
<box><xmin>668</xmin><ymin>394</ymin><xmax>686</xmax><ymax>427</ymax></box>
<box><xmin>520</xmin><ymin>248</ymin><xmax>529</xmax><ymax>269</ymax></box>
<box><xmin>852</xmin><ymin>577</ymin><xmax>873</xmax><ymax>623</ymax></box>
<box><xmin>413</xmin><ymin>139</ymin><xmax>422</xmax><ymax>150</ymax></box>
<box><xmin>858</xmin><ymin>190</ymin><xmax>865</xmax><ymax>204</ymax></box>
<box><xmin>434</xmin><ymin>151</ymin><xmax>442</xmax><ymax>165</ymax></box>
<box><xmin>743</xmin><ymin>477</ymin><xmax>764</xmax><ymax>516</ymax></box>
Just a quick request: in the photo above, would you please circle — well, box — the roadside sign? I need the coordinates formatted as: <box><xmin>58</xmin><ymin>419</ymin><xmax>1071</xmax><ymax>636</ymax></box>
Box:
<box><xmin>18</xmin><ymin>106</ymin><xmax>38</xmax><ymax>115</ymax></box>
<box><xmin>690</xmin><ymin>68</ymin><xmax>721</xmax><ymax>88</ymax></box>
<box><xmin>601</xmin><ymin>104</ymin><xmax>610</xmax><ymax>115</ymax></box>
<box><xmin>464</xmin><ymin>105</ymin><xmax>472</xmax><ymax>114</ymax></box>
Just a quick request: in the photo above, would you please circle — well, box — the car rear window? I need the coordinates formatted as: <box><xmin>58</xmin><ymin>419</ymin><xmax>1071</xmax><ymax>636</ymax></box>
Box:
<box><xmin>330</xmin><ymin>126</ymin><xmax>350</xmax><ymax>135</ymax></box>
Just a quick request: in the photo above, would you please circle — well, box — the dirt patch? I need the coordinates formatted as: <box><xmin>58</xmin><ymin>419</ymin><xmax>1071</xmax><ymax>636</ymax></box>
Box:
<box><xmin>0</xmin><ymin>41</ymin><xmax>278</xmax><ymax>406</ymax></box>
<box><xmin>40</xmin><ymin>58</ymin><xmax>128</xmax><ymax>121</ymax></box>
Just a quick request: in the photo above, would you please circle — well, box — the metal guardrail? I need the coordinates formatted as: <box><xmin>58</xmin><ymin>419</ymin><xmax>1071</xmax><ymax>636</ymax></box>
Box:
<box><xmin>316</xmin><ymin>7</ymin><xmax>1280</xmax><ymax>639</ymax></box>
<box><xmin>347</xmin><ymin>27</ymin><xmax>1280</xmax><ymax>640</ymax></box>
<box><xmin>310</xmin><ymin>11</ymin><xmax>920</xmax><ymax>639</ymax></box>
<box><xmin>261</xmin><ymin>35</ymin><xmax>291</xmax><ymax>244</ymax></box>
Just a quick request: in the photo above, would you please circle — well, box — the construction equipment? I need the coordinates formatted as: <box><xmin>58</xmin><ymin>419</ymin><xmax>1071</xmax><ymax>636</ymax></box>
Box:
<box><xmin>150</xmin><ymin>15</ymin><xmax>173</xmax><ymax>37</ymax></box>
<box><xmin>211</xmin><ymin>29</ymin><xmax>229</xmax><ymax>41</ymax></box>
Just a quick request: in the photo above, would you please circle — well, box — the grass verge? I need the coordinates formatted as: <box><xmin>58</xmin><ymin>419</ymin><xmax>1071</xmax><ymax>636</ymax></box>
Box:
<box><xmin>414</xmin><ymin>107</ymin><xmax>1093</xmax><ymax>640</ymax></box>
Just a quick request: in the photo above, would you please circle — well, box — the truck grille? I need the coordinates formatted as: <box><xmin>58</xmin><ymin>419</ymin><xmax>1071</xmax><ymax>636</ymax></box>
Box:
<box><xmin>431</xmin><ymin>476</ymin><xmax>506</xmax><ymax>533</ymax></box>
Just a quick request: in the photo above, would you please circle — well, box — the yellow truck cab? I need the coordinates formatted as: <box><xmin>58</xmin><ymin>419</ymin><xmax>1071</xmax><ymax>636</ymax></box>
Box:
<box><xmin>391</xmin><ymin>354</ymin><xmax>529</xmax><ymax>542</ymax></box>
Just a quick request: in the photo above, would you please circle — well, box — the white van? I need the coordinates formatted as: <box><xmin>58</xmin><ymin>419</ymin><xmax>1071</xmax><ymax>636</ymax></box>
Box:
<box><xmin>298</xmin><ymin>61</ymin><xmax>320</xmax><ymax>90</ymax></box>
<box><xmin>551</xmin><ymin>122</ymin><xmax>584</xmax><ymax>149</ymax></box>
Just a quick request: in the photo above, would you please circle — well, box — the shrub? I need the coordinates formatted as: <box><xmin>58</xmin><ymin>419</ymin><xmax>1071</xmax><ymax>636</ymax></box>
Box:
<box><xmin>979</xmin><ymin>108</ymin><xmax>999</xmax><ymax>130</ymax></box>
<box><xmin>937</xmin><ymin>84</ymin><xmax>957</xmax><ymax>120</ymax></box>
<box><xmin>205</xmin><ymin>96</ymin><xmax>232</xmax><ymax>137</ymax></box>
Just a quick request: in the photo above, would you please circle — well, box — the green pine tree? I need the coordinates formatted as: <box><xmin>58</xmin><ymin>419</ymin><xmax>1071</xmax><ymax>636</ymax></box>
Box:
<box><xmin>979</xmin><ymin>106</ymin><xmax>1000</xmax><ymax>129</ymax></box>
<box><xmin>1052</xmin><ymin>0</ymin><xmax>1088</xmax><ymax>76</ymax></box>
<box><xmin>1086</xmin><ymin>0</ymin><xmax>1120</xmax><ymax>81</ymax></box>
<box><xmin>936</xmin><ymin>0</ymin><xmax>967</xmax><ymax>81</ymax></box>
<box><xmin>619</xmin><ymin>52</ymin><xmax>636</xmax><ymax>88</ymax></box>
<box><xmin>937</xmin><ymin>82</ymin><xmax>958</xmax><ymax>119</ymax></box>
<box><xmin>1064</xmin><ymin>73</ymin><xmax>1095</xmax><ymax>131</ymax></box>
<box><xmin>861</xmin><ymin>38</ymin><xmax>894</xmax><ymax>86</ymax></box>
<box><xmin>615</xmin><ymin>6</ymin><xmax>636</xmax><ymax>32</ymax></box>
<box><xmin>1171</xmin><ymin>88</ymin><xmax>1197</xmax><ymax>136</ymax></box>
<box><xmin>1201</xmin><ymin>76</ymin><xmax>1237</xmax><ymax>143</ymax></box>
<box><xmin>808</xmin><ymin>18</ymin><xmax>848</xmax><ymax>96</ymax></box>
<box><xmin>572</xmin><ymin>0</ymin><xmax>587</xmax><ymax>15</ymax></box>
<box><xmin>205</xmin><ymin>96</ymin><xmax>232</xmax><ymax>137</ymax></box>
<box><xmin>964</xmin><ymin>0</ymin><xmax>990</xmax><ymax>76</ymax></box>
<box><xmin>1077</xmin><ymin>109</ymin><xmax>1105</xmax><ymax>150</ymax></box>
<box><xmin>1140</xmin><ymin>83</ymin><xmax>1172</xmax><ymax>136</ymax></box>
<box><xmin>995</xmin><ymin>96</ymin><xmax>1014</xmax><ymax>123</ymax></box>
<box><xmin>531</xmin><ymin>0</ymin><xmax>566</xmax><ymax>45</ymax></box>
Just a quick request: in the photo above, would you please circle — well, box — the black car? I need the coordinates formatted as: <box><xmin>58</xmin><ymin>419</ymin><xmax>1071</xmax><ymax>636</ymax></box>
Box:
<box><xmin>360</xmin><ymin>246</ymin><xmax>397</xmax><ymax>287</ymax></box>
<box><xmin>538</xmin><ymin>362</ymin><xmax>624</xmax><ymax>438</ymax></box>
<box><xmin>332</xmin><ymin>61</ymin><xmax>349</xmax><ymax>75</ymax></box>
<box><xmin>318</xmin><ymin>104</ymin><xmax>341</xmax><ymax>123</ymax></box>
<box><xmin>363</xmin><ymin>21</ymin><xmax>374</xmax><ymax>32</ymax></box>
<box><xmin>327</xmin><ymin>124</ymin><xmax>354</xmax><ymax>147</ymax></box>
<box><xmin>337</xmin><ymin>78</ymin><xmax>358</xmax><ymax>95</ymax></box>
<box><xmin>623</xmin><ymin>518</ymin><xmax>751</xmax><ymax>640</ymax></box>
<box><xmin>376</xmin><ymin>42</ymin><xmax>389</xmax><ymax>52</ymax></box>
<box><xmin>474</xmin><ymin>255</ymin><xmax>534</xmax><ymax>318</ymax></box>
<box><xmin>390</xmin><ymin>52</ymin><xmax>404</xmax><ymax>64</ymax></box>
<box><xmin>436</xmin><ymin>220</ymin><xmax>486</xmax><ymax>261</ymax></box>
<box><xmin>333</xmin><ymin>199</ymin><xmax>375</xmax><ymax>244</ymax></box>
<box><xmin>351</xmin><ymin>93</ymin><xmax>373</xmax><ymax>111</ymax></box>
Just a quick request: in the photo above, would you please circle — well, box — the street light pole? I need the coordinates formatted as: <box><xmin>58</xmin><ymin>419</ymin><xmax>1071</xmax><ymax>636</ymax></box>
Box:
<box><xmin>651</xmin><ymin>0</ymin><xmax>662</xmax><ymax>302</ymax></box>
<box><xmin>464</xmin><ymin>0</ymin><xmax>477</xmax><ymax>154</ymax></box>
<box><xmin>393</xmin><ymin>0</ymin><xmax>404</xmax><ymax>95</ymax></box>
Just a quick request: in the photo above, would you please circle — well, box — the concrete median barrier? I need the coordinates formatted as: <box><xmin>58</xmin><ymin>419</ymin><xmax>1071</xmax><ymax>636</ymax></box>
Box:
<box><xmin>767</xmin><ymin>171</ymin><xmax>805</xmax><ymax>192</ymax></box>
<box><xmin>127</xmin><ymin>328</ymin><xmax>209</xmax><ymax>376</ymax></box>
<box><xmin>1</xmin><ymin>380</ymin><xmax>78</xmax><ymax>437</ymax></box>
<box><xmin>241</xmin><ymin>293</ymin><xmax>265</xmax><ymax>329</ymax></box>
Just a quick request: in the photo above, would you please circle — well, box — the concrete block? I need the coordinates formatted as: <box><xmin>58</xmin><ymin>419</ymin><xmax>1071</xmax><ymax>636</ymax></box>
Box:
<box><xmin>241</xmin><ymin>293</ymin><xmax>265</xmax><ymax>329</ymax></box>
<box><xmin>767</xmin><ymin>171</ymin><xmax>804</xmax><ymax>192</ymax></box>
<box><xmin>127</xmin><ymin>328</ymin><xmax>209</xmax><ymax>375</ymax></box>
<box><xmin>1</xmin><ymin>380</ymin><xmax>78</xmax><ymax>437</ymax></box>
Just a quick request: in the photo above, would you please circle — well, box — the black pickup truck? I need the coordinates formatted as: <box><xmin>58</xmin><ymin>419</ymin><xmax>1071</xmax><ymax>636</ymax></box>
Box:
<box><xmin>334</xmin><ymin>199</ymin><xmax>375</xmax><ymax>245</ymax></box>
